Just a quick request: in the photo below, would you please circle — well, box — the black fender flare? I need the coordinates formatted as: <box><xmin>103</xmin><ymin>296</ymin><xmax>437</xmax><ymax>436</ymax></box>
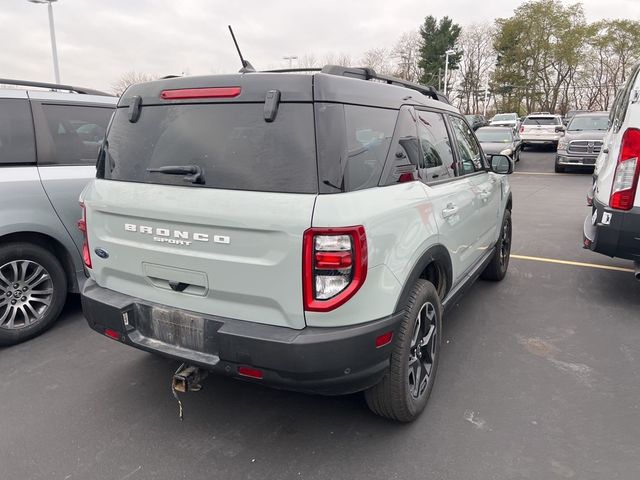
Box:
<box><xmin>393</xmin><ymin>244</ymin><xmax>453</xmax><ymax>313</ymax></box>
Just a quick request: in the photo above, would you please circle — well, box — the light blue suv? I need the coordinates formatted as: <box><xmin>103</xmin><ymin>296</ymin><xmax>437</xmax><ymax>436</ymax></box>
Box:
<box><xmin>80</xmin><ymin>66</ymin><xmax>513</xmax><ymax>421</ymax></box>
<box><xmin>0</xmin><ymin>79</ymin><xmax>115</xmax><ymax>345</ymax></box>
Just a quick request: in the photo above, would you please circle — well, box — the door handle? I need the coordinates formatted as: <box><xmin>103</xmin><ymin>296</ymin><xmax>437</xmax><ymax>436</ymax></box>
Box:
<box><xmin>442</xmin><ymin>203</ymin><xmax>459</xmax><ymax>219</ymax></box>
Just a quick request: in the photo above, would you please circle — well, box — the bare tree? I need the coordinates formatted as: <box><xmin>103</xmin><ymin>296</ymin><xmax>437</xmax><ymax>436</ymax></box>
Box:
<box><xmin>111</xmin><ymin>71</ymin><xmax>156</xmax><ymax>96</ymax></box>
<box><xmin>454</xmin><ymin>23</ymin><xmax>496</xmax><ymax>113</ymax></box>
<box><xmin>298</xmin><ymin>54</ymin><xmax>320</xmax><ymax>69</ymax></box>
<box><xmin>392</xmin><ymin>31</ymin><xmax>422</xmax><ymax>82</ymax></box>
<box><xmin>360</xmin><ymin>48</ymin><xmax>395</xmax><ymax>75</ymax></box>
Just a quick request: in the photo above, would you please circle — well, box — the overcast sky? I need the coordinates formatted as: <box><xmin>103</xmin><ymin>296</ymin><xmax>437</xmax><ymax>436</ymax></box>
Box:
<box><xmin>1</xmin><ymin>0</ymin><xmax>638</xmax><ymax>92</ymax></box>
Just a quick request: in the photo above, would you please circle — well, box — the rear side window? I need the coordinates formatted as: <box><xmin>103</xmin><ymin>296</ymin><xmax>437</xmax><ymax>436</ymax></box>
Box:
<box><xmin>316</xmin><ymin>104</ymin><xmax>396</xmax><ymax>193</ymax></box>
<box><xmin>417</xmin><ymin>111</ymin><xmax>456</xmax><ymax>182</ymax></box>
<box><xmin>612</xmin><ymin>63</ymin><xmax>640</xmax><ymax>133</ymax></box>
<box><xmin>523</xmin><ymin>117</ymin><xmax>559</xmax><ymax>125</ymax></box>
<box><xmin>449</xmin><ymin>115</ymin><xmax>485</xmax><ymax>175</ymax></box>
<box><xmin>102</xmin><ymin>103</ymin><xmax>318</xmax><ymax>194</ymax></box>
<box><xmin>0</xmin><ymin>98</ymin><xmax>36</xmax><ymax>165</ymax></box>
<box><xmin>37</xmin><ymin>104</ymin><xmax>113</xmax><ymax>165</ymax></box>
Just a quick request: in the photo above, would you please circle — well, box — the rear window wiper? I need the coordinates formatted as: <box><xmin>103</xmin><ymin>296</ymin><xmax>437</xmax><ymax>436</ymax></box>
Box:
<box><xmin>147</xmin><ymin>165</ymin><xmax>205</xmax><ymax>185</ymax></box>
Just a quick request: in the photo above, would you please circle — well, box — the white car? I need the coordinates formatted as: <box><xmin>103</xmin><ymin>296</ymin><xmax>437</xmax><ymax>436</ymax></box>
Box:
<box><xmin>583</xmin><ymin>62</ymin><xmax>640</xmax><ymax>279</ymax></box>
<box><xmin>520</xmin><ymin>114</ymin><xmax>564</xmax><ymax>148</ymax></box>
<box><xmin>490</xmin><ymin>112</ymin><xmax>519</xmax><ymax>129</ymax></box>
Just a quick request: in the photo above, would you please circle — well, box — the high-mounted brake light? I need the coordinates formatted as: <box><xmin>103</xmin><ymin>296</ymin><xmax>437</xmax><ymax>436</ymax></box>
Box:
<box><xmin>77</xmin><ymin>203</ymin><xmax>92</xmax><ymax>269</ymax></box>
<box><xmin>160</xmin><ymin>87</ymin><xmax>241</xmax><ymax>100</ymax></box>
<box><xmin>610</xmin><ymin>128</ymin><xmax>640</xmax><ymax>211</ymax></box>
<box><xmin>303</xmin><ymin>226</ymin><xmax>367</xmax><ymax>312</ymax></box>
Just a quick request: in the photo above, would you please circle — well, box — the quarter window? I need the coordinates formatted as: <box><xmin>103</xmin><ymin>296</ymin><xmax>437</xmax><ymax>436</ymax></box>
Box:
<box><xmin>449</xmin><ymin>115</ymin><xmax>485</xmax><ymax>175</ymax></box>
<box><xmin>0</xmin><ymin>98</ymin><xmax>36</xmax><ymax>165</ymax></box>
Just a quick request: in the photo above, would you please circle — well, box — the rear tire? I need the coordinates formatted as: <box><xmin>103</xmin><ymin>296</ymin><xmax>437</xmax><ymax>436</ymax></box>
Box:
<box><xmin>481</xmin><ymin>209</ymin><xmax>512</xmax><ymax>281</ymax></box>
<box><xmin>0</xmin><ymin>243</ymin><xmax>67</xmax><ymax>346</ymax></box>
<box><xmin>365</xmin><ymin>280</ymin><xmax>442</xmax><ymax>422</ymax></box>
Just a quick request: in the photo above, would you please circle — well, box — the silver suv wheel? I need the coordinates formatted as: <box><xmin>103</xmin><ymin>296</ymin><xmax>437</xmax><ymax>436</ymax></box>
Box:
<box><xmin>0</xmin><ymin>260</ymin><xmax>53</xmax><ymax>329</ymax></box>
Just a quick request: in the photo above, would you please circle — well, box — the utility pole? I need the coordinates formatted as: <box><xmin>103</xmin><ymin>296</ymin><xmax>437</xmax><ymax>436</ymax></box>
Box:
<box><xmin>283</xmin><ymin>56</ymin><xmax>298</xmax><ymax>69</ymax></box>
<box><xmin>444</xmin><ymin>49</ymin><xmax>455</xmax><ymax>97</ymax></box>
<box><xmin>28</xmin><ymin>0</ymin><xmax>61</xmax><ymax>84</ymax></box>
<box><xmin>483</xmin><ymin>82</ymin><xmax>489</xmax><ymax>117</ymax></box>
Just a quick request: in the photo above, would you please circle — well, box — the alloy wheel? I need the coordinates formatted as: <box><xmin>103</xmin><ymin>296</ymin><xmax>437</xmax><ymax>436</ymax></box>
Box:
<box><xmin>408</xmin><ymin>302</ymin><xmax>438</xmax><ymax>399</ymax></box>
<box><xmin>0</xmin><ymin>260</ymin><xmax>53</xmax><ymax>329</ymax></box>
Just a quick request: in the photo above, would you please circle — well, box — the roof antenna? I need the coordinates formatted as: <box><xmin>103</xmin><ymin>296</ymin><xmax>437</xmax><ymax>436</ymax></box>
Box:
<box><xmin>228</xmin><ymin>25</ymin><xmax>255</xmax><ymax>73</ymax></box>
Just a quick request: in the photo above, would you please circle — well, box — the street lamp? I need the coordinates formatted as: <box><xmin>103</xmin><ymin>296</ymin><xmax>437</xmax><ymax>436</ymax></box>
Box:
<box><xmin>28</xmin><ymin>0</ymin><xmax>60</xmax><ymax>84</ymax></box>
<box><xmin>283</xmin><ymin>56</ymin><xmax>298</xmax><ymax>69</ymax></box>
<box><xmin>443</xmin><ymin>49</ymin><xmax>456</xmax><ymax>97</ymax></box>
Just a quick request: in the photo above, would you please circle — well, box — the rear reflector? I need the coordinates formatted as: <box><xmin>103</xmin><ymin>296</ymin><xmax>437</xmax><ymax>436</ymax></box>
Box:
<box><xmin>104</xmin><ymin>328</ymin><xmax>120</xmax><ymax>340</ymax></box>
<box><xmin>160</xmin><ymin>87</ymin><xmax>241</xmax><ymax>100</ymax></box>
<box><xmin>375</xmin><ymin>331</ymin><xmax>393</xmax><ymax>348</ymax></box>
<box><xmin>238</xmin><ymin>366</ymin><xmax>263</xmax><ymax>379</ymax></box>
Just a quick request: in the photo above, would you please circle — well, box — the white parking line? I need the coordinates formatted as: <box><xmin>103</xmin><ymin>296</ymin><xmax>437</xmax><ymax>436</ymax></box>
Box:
<box><xmin>511</xmin><ymin>254</ymin><xmax>635</xmax><ymax>273</ymax></box>
<box><xmin>513</xmin><ymin>172</ymin><xmax>583</xmax><ymax>176</ymax></box>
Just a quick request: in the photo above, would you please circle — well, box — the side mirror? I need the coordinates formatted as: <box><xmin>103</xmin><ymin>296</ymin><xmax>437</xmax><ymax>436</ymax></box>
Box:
<box><xmin>490</xmin><ymin>154</ymin><xmax>513</xmax><ymax>175</ymax></box>
<box><xmin>555</xmin><ymin>125</ymin><xmax>566</xmax><ymax>133</ymax></box>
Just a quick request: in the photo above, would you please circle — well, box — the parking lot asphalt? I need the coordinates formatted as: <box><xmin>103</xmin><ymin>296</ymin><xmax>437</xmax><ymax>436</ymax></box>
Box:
<box><xmin>2</xmin><ymin>149</ymin><xmax>639</xmax><ymax>480</ymax></box>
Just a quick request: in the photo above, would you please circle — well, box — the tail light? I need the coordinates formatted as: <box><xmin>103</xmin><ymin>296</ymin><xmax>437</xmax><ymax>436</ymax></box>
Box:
<box><xmin>77</xmin><ymin>203</ymin><xmax>92</xmax><ymax>268</ymax></box>
<box><xmin>519</xmin><ymin>126</ymin><xmax>525</xmax><ymax>133</ymax></box>
<box><xmin>610</xmin><ymin>128</ymin><xmax>640</xmax><ymax>211</ymax></box>
<box><xmin>303</xmin><ymin>226</ymin><xmax>367</xmax><ymax>312</ymax></box>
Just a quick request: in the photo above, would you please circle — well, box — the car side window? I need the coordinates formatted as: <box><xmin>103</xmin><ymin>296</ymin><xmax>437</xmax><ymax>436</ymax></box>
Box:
<box><xmin>416</xmin><ymin>111</ymin><xmax>456</xmax><ymax>183</ymax></box>
<box><xmin>36</xmin><ymin>104</ymin><xmax>113</xmax><ymax>165</ymax></box>
<box><xmin>449</xmin><ymin>115</ymin><xmax>485</xmax><ymax>175</ymax></box>
<box><xmin>612</xmin><ymin>64</ymin><xmax>640</xmax><ymax>134</ymax></box>
<box><xmin>0</xmin><ymin>98</ymin><xmax>36</xmax><ymax>165</ymax></box>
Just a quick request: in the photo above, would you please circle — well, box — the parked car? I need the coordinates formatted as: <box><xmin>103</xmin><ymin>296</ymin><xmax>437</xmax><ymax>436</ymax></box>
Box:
<box><xmin>0</xmin><ymin>79</ymin><xmax>115</xmax><ymax>345</ymax></box>
<box><xmin>564</xmin><ymin>109</ymin><xmax>590</xmax><ymax>126</ymax></box>
<box><xmin>555</xmin><ymin>112</ymin><xmax>609</xmax><ymax>173</ymax></box>
<box><xmin>520</xmin><ymin>114</ymin><xmax>564</xmax><ymax>149</ymax></box>
<box><xmin>490</xmin><ymin>112</ymin><xmax>519</xmax><ymax>129</ymax></box>
<box><xmin>79</xmin><ymin>65</ymin><xmax>514</xmax><ymax>422</ymax></box>
<box><xmin>475</xmin><ymin>126</ymin><xmax>522</xmax><ymax>163</ymax></box>
<box><xmin>464</xmin><ymin>114</ymin><xmax>488</xmax><ymax>131</ymax></box>
<box><xmin>583</xmin><ymin>62</ymin><xmax>640</xmax><ymax>279</ymax></box>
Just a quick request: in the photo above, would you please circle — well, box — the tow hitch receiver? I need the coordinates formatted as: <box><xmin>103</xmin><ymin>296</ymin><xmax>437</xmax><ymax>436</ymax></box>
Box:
<box><xmin>171</xmin><ymin>363</ymin><xmax>208</xmax><ymax>421</ymax></box>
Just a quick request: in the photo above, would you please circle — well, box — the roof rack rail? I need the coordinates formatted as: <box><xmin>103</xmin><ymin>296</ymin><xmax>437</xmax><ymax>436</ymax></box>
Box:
<box><xmin>320</xmin><ymin>65</ymin><xmax>449</xmax><ymax>104</ymax></box>
<box><xmin>0</xmin><ymin>78</ymin><xmax>112</xmax><ymax>96</ymax></box>
<box><xmin>262</xmin><ymin>68</ymin><xmax>322</xmax><ymax>74</ymax></box>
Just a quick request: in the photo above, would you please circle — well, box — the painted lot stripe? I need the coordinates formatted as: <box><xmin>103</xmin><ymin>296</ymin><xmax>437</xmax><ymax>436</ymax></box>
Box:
<box><xmin>512</xmin><ymin>254</ymin><xmax>635</xmax><ymax>273</ymax></box>
<box><xmin>513</xmin><ymin>172</ymin><xmax>582</xmax><ymax>176</ymax></box>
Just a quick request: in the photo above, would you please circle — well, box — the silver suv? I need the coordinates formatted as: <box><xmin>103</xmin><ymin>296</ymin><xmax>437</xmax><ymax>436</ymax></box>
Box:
<box><xmin>0</xmin><ymin>79</ymin><xmax>115</xmax><ymax>345</ymax></box>
<box><xmin>80</xmin><ymin>66</ymin><xmax>513</xmax><ymax>421</ymax></box>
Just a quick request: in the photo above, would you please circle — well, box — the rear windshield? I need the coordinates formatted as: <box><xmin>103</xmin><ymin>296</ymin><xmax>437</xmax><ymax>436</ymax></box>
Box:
<box><xmin>523</xmin><ymin>117</ymin><xmax>559</xmax><ymax>125</ymax></box>
<box><xmin>100</xmin><ymin>103</ymin><xmax>318</xmax><ymax>194</ymax></box>
<box><xmin>492</xmin><ymin>114</ymin><xmax>516</xmax><ymax>121</ymax></box>
<box><xmin>475</xmin><ymin>129</ymin><xmax>513</xmax><ymax>143</ymax></box>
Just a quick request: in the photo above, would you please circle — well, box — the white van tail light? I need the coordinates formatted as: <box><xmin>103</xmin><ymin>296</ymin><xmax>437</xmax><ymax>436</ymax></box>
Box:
<box><xmin>77</xmin><ymin>203</ymin><xmax>92</xmax><ymax>268</ymax></box>
<box><xmin>303</xmin><ymin>226</ymin><xmax>367</xmax><ymax>312</ymax></box>
<box><xmin>610</xmin><ymin>128</ymin><xmax>640</xmax><ymax>211</ymax></box>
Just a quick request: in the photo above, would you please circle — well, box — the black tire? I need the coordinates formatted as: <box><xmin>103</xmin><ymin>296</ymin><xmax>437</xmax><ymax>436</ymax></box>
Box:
<box><xmin>365</xmin><ymin>280</ymin><xmax>442</xmax><ymax>422</ymax></box>
<box><xmin>481</xmin><ymin>209</ymin><xmax>512</xmax><ymax>281</ymax></box>
<box><xmin>554</xmin><ymin>160</ymin><xmax>565</xmax><ymax>173</ymax></box>
<box><xmin>0</xmin><ymin>242</ymin><xmax>67</xmax><ymax>346</ymax></box>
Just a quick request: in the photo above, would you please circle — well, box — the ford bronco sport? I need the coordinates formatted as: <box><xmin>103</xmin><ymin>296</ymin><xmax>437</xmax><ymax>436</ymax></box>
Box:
<box><xmin>0</xmin><ymin>79</ymin><xmax>115</xmax><ymax>345</ymax></box>
<box><xmin>80</xmin><ymin>66</ymin><xmax>513</xmax><ymax>421</ymax></box>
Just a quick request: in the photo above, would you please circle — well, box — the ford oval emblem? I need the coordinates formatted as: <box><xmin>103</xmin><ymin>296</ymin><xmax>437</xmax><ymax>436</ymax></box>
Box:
<box><xmin>94</xmin><ymin>247</ymin><xmax>109</xmax><ymax>259</ymax></box>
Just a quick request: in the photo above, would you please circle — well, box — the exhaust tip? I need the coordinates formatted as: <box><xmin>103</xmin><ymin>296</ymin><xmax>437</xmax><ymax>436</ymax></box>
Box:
<box><xmin>634</xmin><ymin>262</ymin><xmax>640</xmax><ymax>281</ymax></box>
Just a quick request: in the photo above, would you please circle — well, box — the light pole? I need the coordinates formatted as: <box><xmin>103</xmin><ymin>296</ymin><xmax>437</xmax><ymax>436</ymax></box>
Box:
<box><xmin>443</xmin><ymin>49</ymin><xmax>456</xmax><ymax>97</ymax></box>
<box><xmin>28</xmin><ymin>0</ymin><xmax>60</xmax><ymax>84</ymax></box>
<box><xmin>283</xmin><ymin>56</ymin><xmax>298</xmax><ymax>69</ymax></box>
<box><xmin>483</xmin><ymin>82</ymin><xmax>489</xmax><ymax>117</ymax></box>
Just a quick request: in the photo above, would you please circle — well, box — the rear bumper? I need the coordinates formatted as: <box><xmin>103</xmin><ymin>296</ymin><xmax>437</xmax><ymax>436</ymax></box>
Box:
<box><xmin>583</xmin><ymin>198</ymin><xmax>640</xmax><ymax>261</ymax></box>
<box><xmin>521</xmin><ymin>133</ymin><xmax>561</xmax><ymax>143</ymax></box>
<box><xmin>81</xmin><ymin>279</ymin><xmax>403</xmax><ymax>395</ymax></box>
